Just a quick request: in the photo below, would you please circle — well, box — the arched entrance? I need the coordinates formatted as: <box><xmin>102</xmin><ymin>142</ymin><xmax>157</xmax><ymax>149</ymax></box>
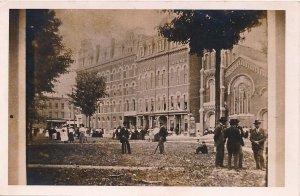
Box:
<box><xmin>257</xmin><ymin>108</ymin><xmax>268</xmax><ymax>130</ymax></box>
<box><xmin>204</xmin><ymin>110</ymin><xmax>215</xmax><ymax>130</ymax></box>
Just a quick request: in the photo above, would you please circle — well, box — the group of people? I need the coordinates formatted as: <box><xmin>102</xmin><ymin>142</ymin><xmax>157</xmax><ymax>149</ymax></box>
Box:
<box><xmin>112</xmin><ymin>126</ymin><xmax>148</xmax><ymax>141</ymax></box>
<box><xmin>47</xmin><ymin>124</ymin><xmax>75</xmax><ymax>143</ymax></box>
<box><xmin>118</xmin><ymin>116</ymin><xmax>168</xmax><ymax>154</ymax></box>
<box><xmin>214</xmin><ymin>117</ymin><xmax>267</xmax><ymax>170</ymax></box>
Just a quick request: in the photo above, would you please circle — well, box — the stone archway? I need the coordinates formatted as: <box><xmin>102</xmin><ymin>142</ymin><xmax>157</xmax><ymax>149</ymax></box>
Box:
<box><xmin>204</xmin><ymin>110</ymin><xmax>215</xmax><ymax>130</ymax></box>
<box><xmin>257</xmin><ymin>108</ymin><xmax>268</xmax><ymax>130</ymax></box>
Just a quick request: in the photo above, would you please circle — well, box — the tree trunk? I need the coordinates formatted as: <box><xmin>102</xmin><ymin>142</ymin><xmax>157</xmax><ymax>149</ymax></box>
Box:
<box><xmin>215</xmin><ymin>49</ymin><xmax>221</xmax><ymax>126</ymax></box>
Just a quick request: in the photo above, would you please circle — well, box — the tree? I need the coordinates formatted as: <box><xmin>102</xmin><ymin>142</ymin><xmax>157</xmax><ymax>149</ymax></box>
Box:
<box><xmin>26</xmin><ymin>9</ymin><xmax>74</xmax><ymax>140</ymax></box>
<box><xmin>159</xmin><ymin>10</ymin><xmax>266</xmax><ymax>125</ymax></box>
<box><xmin>69</xmin><ymin>71</ymin><xmax>107</xmax><ymax>130</ymax></box>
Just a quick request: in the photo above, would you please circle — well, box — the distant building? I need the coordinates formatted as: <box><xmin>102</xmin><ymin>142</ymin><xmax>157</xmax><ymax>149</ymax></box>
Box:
<box><xmin>37</xmin><ymin>95</ymin><xmax>80</xmax><ymax>127</ymax></box>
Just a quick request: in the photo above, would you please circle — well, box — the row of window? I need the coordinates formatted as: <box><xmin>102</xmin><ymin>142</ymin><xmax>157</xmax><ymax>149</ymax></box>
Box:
<box><xmin>41</xmin><ymin>102</ymin><xmax>72</xmax><ymax>110</ymax></box>
<box><xmin>97</xmin><ymin>95</ymin><xmax>188</xmax><ymax>114</ymax></box>
<box><xmin>139</xmin><ymin>40</ymin><xmax>183</xmax><ymax>57</ymax></box>
<box><xmin>97</xmin><ymin>66</ymin><xmax>136</xmax><ymax>82</ymax></box>
<box><xmin>138</xmin><ymin>67</ymin><xmax>188</xmax><ymax>90</ymax></box>
<box><xmin>42</xmin><ymin>111</ymin><xmax>73</xmax><ymax>119</ymax></box>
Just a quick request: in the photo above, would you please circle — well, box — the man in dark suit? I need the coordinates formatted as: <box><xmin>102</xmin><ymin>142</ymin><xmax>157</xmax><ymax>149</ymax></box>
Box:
<box><xmin>120</xmin><ymin>121</ymin><xmax>131</xmax><ymax>154</ymax></box>
<box><xmin>214</xmin><ymin>117</ymin><xmax>227</xmax><ymax>167</ymax></box>
<box><xmin>158</xmin><ymin>116</ymin><xmax>168</xmax><ymax>154</ymax></box>
<box><xmin>250</xmin><ymin>120</ymin><xmax>267</xmax><ymax>169</ymax></box>
<box><xmin>224</xmin><ymin>119</ymin><xmax>242</xmax><ymax>170</ymax></box>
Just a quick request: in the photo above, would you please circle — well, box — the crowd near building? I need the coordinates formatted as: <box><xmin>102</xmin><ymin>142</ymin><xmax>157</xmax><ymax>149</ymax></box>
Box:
<box><xmin>76</xmin><ymin>30</ymin><xmax>268</xmax><ymax>135</ymax></box>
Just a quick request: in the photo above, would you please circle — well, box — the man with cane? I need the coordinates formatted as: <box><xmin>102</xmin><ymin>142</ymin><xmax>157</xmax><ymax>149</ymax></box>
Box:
<box><xmin>154</xmin><ymin>116</ymin><xmax>168</xmax><ymax>154</ymax></box>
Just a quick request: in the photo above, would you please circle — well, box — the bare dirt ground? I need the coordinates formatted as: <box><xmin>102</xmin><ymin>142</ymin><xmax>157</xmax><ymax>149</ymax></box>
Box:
<box><xmin>27</xmin><ymin>135</ymin><xmax>266</xmax><ymax>186</ymax></box>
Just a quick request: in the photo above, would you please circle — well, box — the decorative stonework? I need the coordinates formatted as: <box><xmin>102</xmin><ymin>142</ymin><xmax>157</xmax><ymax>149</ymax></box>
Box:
<box><xmin>225</xmin><ymin>57</ymin><xmax>267</xmax><ymax>78</ymax></box>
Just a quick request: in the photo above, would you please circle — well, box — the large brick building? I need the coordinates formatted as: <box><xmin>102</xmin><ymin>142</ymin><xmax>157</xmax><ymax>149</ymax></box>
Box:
<box><xmin>77</xmin><ymin>31</ymin><xmax>267</xmax><ymax>134</ymax></box>
<box><xmin>77</xmin><ymin>31</ymin><xmax>201</xmax><ymax>134</ymax></box>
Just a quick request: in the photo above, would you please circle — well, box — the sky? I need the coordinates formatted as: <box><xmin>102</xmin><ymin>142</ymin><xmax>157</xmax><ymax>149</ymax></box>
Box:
<box><xmin>50</xmin><ymin>10</ymin><xmax>267</xmax><ymax>97</ymax></box>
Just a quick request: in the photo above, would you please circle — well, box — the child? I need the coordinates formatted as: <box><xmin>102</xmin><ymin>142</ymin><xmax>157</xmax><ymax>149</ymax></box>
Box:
<box><xmin>196</xmin><ymin>140</ymin><xmax>208</xmax><ymax>154</ymax></box>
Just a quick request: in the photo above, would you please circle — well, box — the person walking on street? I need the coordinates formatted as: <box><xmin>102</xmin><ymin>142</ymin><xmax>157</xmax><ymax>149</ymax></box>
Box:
<box><xmin>250</xmin><ymin>120</ymin><xmax>267</xmax><ymax>170</ymax></box>
<box><xmin>214</xmin><ymin>117</ymin><xmax>227</xmax><ymax>168</ymax></box>
<box><xmin>120</xmin><ymin>121</ymin><xmax>131</xmax><ymax>154</ymax></box>
<box><xmin>158</xmin><ymin>116</ymin><xmax>168</xmax><ymax>154</ymax></box>
<box><xmin>224</xmin><ymin>119</ymin><xmax>242</xmax><ymax>170</ymax></box>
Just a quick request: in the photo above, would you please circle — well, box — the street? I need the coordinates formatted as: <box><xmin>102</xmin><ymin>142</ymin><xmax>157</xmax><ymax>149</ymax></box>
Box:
<box><xmin>27</xmin><ymin>134</ymin><xmax>266</xmax><ymax>186</ymax></box>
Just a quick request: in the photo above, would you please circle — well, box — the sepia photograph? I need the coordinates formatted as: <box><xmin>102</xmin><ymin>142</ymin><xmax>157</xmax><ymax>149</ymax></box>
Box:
<box><xmin>3</xmin><ymin>1</ymin><xmax>300</xmax><ymax>195</ymax></box>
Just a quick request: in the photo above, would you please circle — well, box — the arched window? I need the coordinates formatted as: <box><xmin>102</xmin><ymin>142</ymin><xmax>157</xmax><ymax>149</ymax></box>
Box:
<box><xmin>157</xmin><ymin>97</ymin><xmax>161</xmax><ymax>111</ymax></box>
<box><xmin>150</xmin><ymin>72</ymin><xmax>154</xmax><ymax>89</ymax></box>
<box><xmin>151</xmin><ymin>98</ymin><xmax>154</xmax><ymax>111</ymax></box>
<box><xmin>145</xmin><ymin>99</ymin><xmax>148</xmax><ymax>112</ymax></box>
<box><xmin>230</xmin><ymin>75</ymin><xmax>252</xmax><ymax>115</ymax></box>
<box><xmin>177</xmin><ymin>95</ymin><xmax>181</xmax><ymax>110</ymax></box>
<box><xmin>125</xmin><ymin>100</ymin><xmax>129</xmax><ymax>111</ymax></box>
<box><xmin>176</xmin><ymin>67</ymin><xmax>180</xmax><ymax>85</ymax></box>
<box><xmin>183</xmin><ymin>65</ymin><xmax>188</xmax><ymax>84</ymax></box>
<box><xmin>208</xmin><ymin>79</ymin><xmax>215</xmax><ymax>102</ymax></box>
<box><xmin>184</xmin><ymin>94</ymin><xmax>188</xmax><ymax>110</ymax></box>
<box><xmin>157</xmin><ymin>71</ymin><xmax>160</xmax><ymax>87</ymax></box>
<box><xmin>133</xmin><ymin>99</ymin><xmax>136</xmax><ymax>111</ymax></box>
<box><xmin>145</xmin><ymin>74</ymin><xmax>148</xmax><ymax>89</ymax></box>
<box><xmin>170</xmin><ymin>68</ymin><xmax>174</xmax><ymax>86</ymax></box>
<box><xmin>119</xmin><ymin>101</ymin><xmax>122</xmax><ymax>112</ymax></box>
<box><xmin>112</xmin><ymin>101</ymin><xmax>116</xmax><ymax>112</ymax></box>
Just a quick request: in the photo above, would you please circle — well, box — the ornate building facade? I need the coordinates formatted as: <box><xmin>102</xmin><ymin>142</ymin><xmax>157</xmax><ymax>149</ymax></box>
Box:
<box><xmin>200</xmin><ymin>45</ymin><xmax>268</xmax><ymax>131</ymax></box>
<box><xmin>77</xmin><ymin>31</ymin><xmax>268</xmax><ymax>134</ymax></box>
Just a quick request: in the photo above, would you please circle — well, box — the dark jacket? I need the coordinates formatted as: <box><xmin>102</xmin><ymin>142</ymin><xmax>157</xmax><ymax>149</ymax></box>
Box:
<box><xmin>119</xmin><ymin>127</ymin><xmax>130</xmax><ymax>143</ymax></box>
<box><xmin>214</xmin><ymin>125</ymin><xmax>225</xmax><ymax>146</ymax></box>
<box><xmin>158</xmin><ymin>126</ymin><xmax>168</xmax><ymax>142</ymax></box>
<box><xmin>250</xmin><ymin>128</ymin><xmax>266</xmax><ymax>151</ymax></box>
<box><xmin>224</xmin><ymin>126</ymin><xmax>241</xmax><ymax>154</ymax></box>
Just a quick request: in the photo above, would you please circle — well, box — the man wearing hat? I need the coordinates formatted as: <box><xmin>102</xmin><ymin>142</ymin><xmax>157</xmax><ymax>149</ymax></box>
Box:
<box><xmin>214</xmin><ymin>117</ymin><xmax>227</xmax><ymax>167</ymax></box>
<box><xmin>224</xmin><ymin>119</ymin><xmax>242</xmax><ymax>170</ymax></box>
<box><xmin>158</xmin><ymin>116</ymin><xmax>168</xmax><ymax>154</ymax></box>
<box><xmin>120</xmin><ymin>121</ymin><xmax>131</xmax><ymax>154</ymax></box>
<box><xmin>250</xmin><ymin>120</ymin><xmax>267</xmax><ymax>169</ymax></box>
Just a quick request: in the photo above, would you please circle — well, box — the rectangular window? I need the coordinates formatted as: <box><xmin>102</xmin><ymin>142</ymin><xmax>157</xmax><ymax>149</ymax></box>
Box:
<box><xmin>61</xmin><ymin>112</ymin><xmax>64</xmax><ymax>118</ymax></box>
<box><xmin>55</xmin><ymin>103</ymin><xmax>58</xmax><ymax>109</ymax></box>
<box><xmin>61</xmin><ymin>103</ymin><xmax>64</xmax><ymax>110</ymax></box>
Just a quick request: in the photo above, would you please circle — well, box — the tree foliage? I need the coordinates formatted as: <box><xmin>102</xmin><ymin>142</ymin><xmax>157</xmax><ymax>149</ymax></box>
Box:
<box><xmin>26</xmin><ymin>9</ymin><xmax>74</xmax><ymax>128</ymax></box>
<box><xmin>159</xmin><ymin>10</ymin><xmax>266</xmax><ymax>124</ymax></box>
<box><xmin>69</xmin><ymin>71</ymin><xmax>107</xmax><ymax>128</ymax></box>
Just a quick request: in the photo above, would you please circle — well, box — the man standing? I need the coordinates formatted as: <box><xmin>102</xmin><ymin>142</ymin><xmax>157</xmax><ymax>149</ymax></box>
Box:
<box><xmin>250</xmin><ymin>120</ymin><xmax>267</xmax><ymax>170</ymax></box>
<box><xmin>214</xmin><ymin>117</ymin><xmax>227</xmax><ymax>168</ymax></box>
<box><xmin>224</xmin><ymin>119</ymin><xmax>242</xmax><ymax>170</ymax></box>
<box><xmin>120</xmin><ymin>121</ymin><xmax>131</xmax><ymax>154</ymax></box>
<box><xmin>158</xmin><ymin>116</ymin><xmax>168</xmax><ymax>154</ymax></box>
